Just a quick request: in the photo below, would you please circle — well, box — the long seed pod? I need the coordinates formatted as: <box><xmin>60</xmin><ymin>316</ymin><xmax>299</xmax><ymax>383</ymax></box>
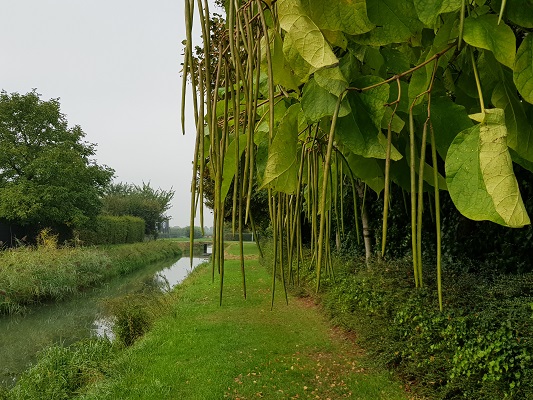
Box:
<box><xmin>289</xmin><ymin>148</ymin><xmax>306</xmax><ymax>284</ymax></box>
<box><xmin>416</xmin><ymin>120</ymin><xmax>429</xmax><ymax>287</ymax></box>
<box><xmin>270</xmin><ymin>194</ymin><xmax>278</xmax><ymax>310</ymax></box>
<box><xmin>197</xmin><ymin>0</ymin><xmax>213</xmax><ymax>233</ymax></box>
<box><xmin>249</xmin><ymin>211</ymin><xmax>263</xmax><ymax>258</ymax></box>
<box><xmin>311</xmin><ymin>150</ymin><xmax>318</xmax><ymax>255</ymax></box>
<box><xmin>230</xmin><ymin>4</ymin><xmax>241</xmax><ymax>235</ymax></box>
<box><xmin>182</xmin><ymin>0</ymin><xmax>196</xmax><ymax>134</ymax></box>
<box><xmin>470</xmin><ymin>48</ymin><xmax>486</xmax><ymax>113</ymax></box>
<box><xmin>408</xmin><ymin>108</ymin><xmax>419</xmax><ymax>287</ymax></box>
<box><xmin>382</xmin><ymin>78</ymin><xmax>401</xmax><ymax>257</ymax></box>
<box><xmin>279</xmin><ymin>193</ymin><xmax>289</xmax><ymax>305</ymax></box>
<box><xmin>238</xmin><ymin>159</ymin><xmax>246</xmax><ymax>299</ymax></box>
<box><xmin>351</xmin><ymin>177</ymin><xmax>361</xmax><ymax>245</ymax></box>
<box><xmin>381</xmin><ymin>123</ymin><xmax>393</xmax><ymax>258</ymax></box>
<box><xmin>190</xmin><ymin>65</ymin><xmax>205</xmax><ymax>268</ymax></box>
<box><xmin>339</xmin><ymin>160</ymin><xmax>345</xmax><ymax>238</ymax></box>
<box><xmin>316</xmin><ymin>96</ymin><xmax>342</xmax><ymax>291</ymax></box>
<box><xmin>255</xmin><ymin>0</ymin><xmax>274</xmax><ymax>143</ymax></box>
<box><xmin>430</xmin><ymin>123</ymin><xmax>443</xmax><ymax>311</ymax></box>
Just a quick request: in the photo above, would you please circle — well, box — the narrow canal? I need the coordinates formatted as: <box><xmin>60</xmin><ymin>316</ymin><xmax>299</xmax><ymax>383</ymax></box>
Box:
<box><xmin>0</xmin><ymin>255</ymin><xmax>208</xmax><ymax>387</ymax></box>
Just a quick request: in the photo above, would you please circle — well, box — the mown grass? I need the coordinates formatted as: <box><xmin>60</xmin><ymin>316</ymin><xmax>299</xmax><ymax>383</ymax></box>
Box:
<box><xmin>76</xmin><ymin>245</ymin><xmax>409</xmax><ymax>400</ymax></box>
<box><xmin>0</xmin><ymin>241</ymin><xmax>182</xmax><ymax>315</ymax></box>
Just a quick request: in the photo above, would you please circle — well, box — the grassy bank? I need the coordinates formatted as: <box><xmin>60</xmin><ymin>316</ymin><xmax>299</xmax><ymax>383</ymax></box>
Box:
<box><xmin>5</xmin><ymin>243</ymin><xmax>409</xmax><ymax>399</ymax></box>
<box><xmin>78</xmin><ymin>244</ymin><xmax>407</xmax><ymax>399</ymax></box>
<box><xmin>0</xmin><ymin>241</ymin><xmax>182</xmax><ymax>315</ymax></box>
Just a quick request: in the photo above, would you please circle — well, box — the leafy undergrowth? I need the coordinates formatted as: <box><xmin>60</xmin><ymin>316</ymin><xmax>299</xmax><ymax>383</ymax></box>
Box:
<box><xmin>76</xmin><ymin>246</ymin><xmax>410</xmax><ymax>400</ymax></box>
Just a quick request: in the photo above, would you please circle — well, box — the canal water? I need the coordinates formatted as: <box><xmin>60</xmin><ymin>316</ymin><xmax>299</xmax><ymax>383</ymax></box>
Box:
<box><xmin>0</xmin><ymin>255</ymin><xmax>207</xmax><ymax>387</ymax></box>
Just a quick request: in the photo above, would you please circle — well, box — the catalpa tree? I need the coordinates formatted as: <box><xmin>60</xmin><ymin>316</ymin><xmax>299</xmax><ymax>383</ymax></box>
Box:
<box><xmin>183</xmin><ymin>0</ymin><xmax>533</xmax><ymax>308</ymax></box>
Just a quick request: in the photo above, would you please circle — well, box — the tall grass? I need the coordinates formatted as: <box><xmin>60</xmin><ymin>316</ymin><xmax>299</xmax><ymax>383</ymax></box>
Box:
<box><xmin>7</xmin><ymin>339</ymin><xmax>116</xmax><ymax>400</ymax></box>
<box><xmin>0</xmin><ymin>241</ymin><xmax>183</xmax><ymax>315</ymax></box>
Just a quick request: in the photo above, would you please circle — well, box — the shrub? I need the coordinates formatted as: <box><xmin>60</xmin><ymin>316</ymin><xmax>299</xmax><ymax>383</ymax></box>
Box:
<box><xmin>104</xmin><ymin>292</ymin><xmax>174</xmax><ymax>347</ymax></box>
<box><xmin>8</xmin><ymin>339</ymin><xmax>115</xmax><ymax>400</ymax></box>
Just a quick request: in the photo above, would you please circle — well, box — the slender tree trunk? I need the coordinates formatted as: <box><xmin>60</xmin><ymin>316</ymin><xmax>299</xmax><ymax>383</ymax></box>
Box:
<box><xmin>355</xmin><ymin>181</ymin><xmax>372</xmax><ymax>266</ymax></box>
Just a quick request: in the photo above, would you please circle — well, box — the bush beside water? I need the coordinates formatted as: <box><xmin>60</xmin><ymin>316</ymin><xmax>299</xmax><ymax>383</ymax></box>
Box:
<box><xmin>104</xmin><ymin>292</ymin><xmax>175</xmax><ymax>348</ymax></box>
<box><xmin>6</xmin><ymin>339</ymin><xmax>116</xmax><ymax>400</ymax></box>
<box><xmin>0</xmin><ymin>241</ymin><xmax>182</xmax><ymax>315</ymax></box>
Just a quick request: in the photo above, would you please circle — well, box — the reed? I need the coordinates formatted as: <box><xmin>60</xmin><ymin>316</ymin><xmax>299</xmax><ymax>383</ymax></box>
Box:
<box><xmin>0</xmin><ymin>241</ymin><xmax>182</xmax><ymax>315</ymax></box>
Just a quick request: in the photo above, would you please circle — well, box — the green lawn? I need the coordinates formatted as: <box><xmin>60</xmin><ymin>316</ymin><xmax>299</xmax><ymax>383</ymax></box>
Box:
<box><xmin>80</xmin><ymin>246</ymin><xmax>409</xmax><ymax>400</ymax></box>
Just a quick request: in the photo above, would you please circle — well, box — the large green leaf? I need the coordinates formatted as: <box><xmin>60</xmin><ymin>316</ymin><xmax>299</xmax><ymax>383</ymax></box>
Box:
<box><xmin>409</xmin><ymin>15</ymin><xmax>458</xmax><ymax>103</ymax></box>
<box><xmin>321</xmin><ymin>29</ymin><xmax>348</xmax><ymax>49</ymax></box>
<box><xmin>491</xmin><ymin>0</ymin><xmax>533</xmax><ymax>28</ymax></box>
<box><xmin>277</xmin><ymin>0</ymin><xmax>338</xmax><ymax>70</ymax></box>
<box><xmin>344</xmin><ymin>152</ymin><xmax>385</xmax><ymax>194</ymax></box>
<box><xmin>463</xmin><ymin>14</ymin><xmax>515</xmax><ymax>68</ymax></box>
<box><xmin>446</xmin><ymin>110</ymin><xmax>530</xmax><ymax>227</ymax></box>
<box><xmin>354</xmin><ymin>0</ymin><xmax>423</xmax><ymax>46</ymax></box>
<box><xmin>300</xmin><ymin>0</ymin><xmax>374</xmax><ymax>35</ymax></box>
<box><xmin>282</xmin><ymin>33</ymin><xmax>316</xmax><ymax>82</ymax></box>
<box><xmin>353</xmin><ymin>76</ymin><xmax>390</xmax><ymax>129</ymax></box>
<box><xmin>492</xmin><ymin>82</ymin><xmax>533</xmax><ymax>155</ymax></box>
<box><xmin>270</xmin><ymin>31</ymin><xmax>301</xmax><ymax>91</ymax></box>
<box><xmin>314</xmin><ymin>66</ymin><xmax>348</xmax><ymax>97</ymax></box>
<box><xmin>408</xmin><ymin>47</ymin><xmax>433</xmax><ymax>104</ymax></box>
<box><xmin>413</xmin><ymin>0</ymin><xmax>462</xmax><ymax>26</ymax></box>
<box><xmin>380</xmin><ymin>48</ymin><xmax>411</xmax><ymax>75</ymax></box>
<box><xmin>479</xmin><ymin>51</ymin><xmax>533</xmax><ymax>162</ymax></box>
<box><xmin>428</xmin><ymin>96</ymin><xmax>473</xmax><ymax>159</ymax></box>
<box><xmin>261</xmin><ymin>104</ymin><xmax>301</xmax><ymax>194</ymax></box>
<box><xmin>335</xmin><ymin>77</ymin><xmax>402</xmax><ymax>160</ymax></box>
<box><xmin>381</xmin><ymin>107</ymin><xmax>405</xmax><ymax>133</ymax></box>
<box><xmin>446</xmin><ymin>125</ymin><xmax>506</xmax><ymax>225</ymax></box>
<box><xmin>477</xmin><ymin>109</ymin><xmax>529</xmax><ymax>227</ymax></box>
<box><xmin>301</xmin><ymin>67</ymin><xmax>351</xmax><ymax>123</ymax></box>
<box><xmin>221</xmin><ymin>134</ymin><xmax>248</xmax><ymax>202</ymax></box>
<box><xmin>514</xmin><ymin>34</ymin><xmax>533</xmax><ymax>104</ymax></box>
<box><xmin>255</xmin><ymin>101</ymin><xmax>288</xmax><ymax>141</ymax></box>
<box><xmin>339</xmin><ymin>51</ymin><xmax>360</xmax><ymax>82</ymax></box>
<box><xmin>301</xmin><ymin>78</ymin><xmax>351</xmax><ymax>123</ymax></box>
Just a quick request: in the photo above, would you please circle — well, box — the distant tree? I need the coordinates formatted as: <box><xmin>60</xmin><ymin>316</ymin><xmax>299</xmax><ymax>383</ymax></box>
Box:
<box><xmin>101</xmin><ymin>182</ymin><xmax>174</xmax><ymax>238</ymax></box>
<box><xmin>0</xmin><ymin>90</ymin><xmax>114</xmax><ymax>231</ymax></box>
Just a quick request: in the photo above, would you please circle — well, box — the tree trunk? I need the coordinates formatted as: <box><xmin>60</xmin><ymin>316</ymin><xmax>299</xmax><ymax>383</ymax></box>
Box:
<box><xmin>355</xmin><ymin>181</ymin><xmax>372</xmax><ymax>266</ymax></box>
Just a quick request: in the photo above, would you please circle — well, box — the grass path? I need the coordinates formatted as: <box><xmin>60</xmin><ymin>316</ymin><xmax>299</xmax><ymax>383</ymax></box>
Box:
<box><xmin>80</xmin><ymin>245</ymin><xmax>409</xmax><ymax>400</ymax></box>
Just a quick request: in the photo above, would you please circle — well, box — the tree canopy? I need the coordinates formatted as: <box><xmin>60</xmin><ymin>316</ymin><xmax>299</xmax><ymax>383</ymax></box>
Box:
<box><xmin>184</xmin><ymin>0</ymin><xmax>533</xmax><ymax>307</ymax></box>
<box><xmin>0</xmin><ymin>90</ymin><xmax>114</xmax><ymax>229</ymax></box>
<box><xmin>101</xmin><ymin>182</ymin><xmax>174</xmax><ymax>238</ymax></box>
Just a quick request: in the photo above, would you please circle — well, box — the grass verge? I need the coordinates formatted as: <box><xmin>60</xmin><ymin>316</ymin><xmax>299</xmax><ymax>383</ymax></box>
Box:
<box><xmin>76</xmin><ymin>245</ymin><xmax>409</xmax><ymax>400</ymax></box>
<box><xmin>0</xmin><ymin>241</ymin><xmax>182</xmax><ymax>315</ymax></box>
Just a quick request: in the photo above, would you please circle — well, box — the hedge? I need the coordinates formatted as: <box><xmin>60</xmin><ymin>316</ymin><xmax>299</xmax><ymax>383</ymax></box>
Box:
<box><xmin>77</xmin><ymin>215</ymin><xmax>145</xmax><ymax>245</ymax></box>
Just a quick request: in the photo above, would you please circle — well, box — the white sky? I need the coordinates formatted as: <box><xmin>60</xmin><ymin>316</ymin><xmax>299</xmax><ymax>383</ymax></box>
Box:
<box><xmin>1</xmin><ymin>0</ymin><xmax>218</xmax><ymax>227</ymax></box>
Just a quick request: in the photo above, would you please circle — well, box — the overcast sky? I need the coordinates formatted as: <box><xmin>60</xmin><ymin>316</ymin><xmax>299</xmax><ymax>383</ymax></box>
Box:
<box><xmin>1</xmin><ymin>1</ymin><xmax>218</xmax><ymax>227</ymax></box>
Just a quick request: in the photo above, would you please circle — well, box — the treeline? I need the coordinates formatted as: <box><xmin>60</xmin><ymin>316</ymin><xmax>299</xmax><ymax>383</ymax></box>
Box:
<box><xmin>0</xmin><ymin>91</ymin><xmax>173</xmax><ymax>247</ymax></box>
<box><xmin>159</xmin><ymin>226</ymin><xmax>211</xmax><ymax>239</ymax></box>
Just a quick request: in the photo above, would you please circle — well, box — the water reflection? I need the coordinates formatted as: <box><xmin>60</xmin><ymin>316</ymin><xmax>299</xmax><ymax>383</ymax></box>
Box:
<box><xmin>154</xmin><ymin>256</ymin><xmax>206</xmax><ymax>292</ymax></box>
<box><xmin>0</xmin><ymin>255</ymin><xmax>207</xmax><ymax>386</ymax></box>
<box><xmin>91</xmin><ymin>256</ymin><xmax>207</xmax><ymax>339</ymax></box>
